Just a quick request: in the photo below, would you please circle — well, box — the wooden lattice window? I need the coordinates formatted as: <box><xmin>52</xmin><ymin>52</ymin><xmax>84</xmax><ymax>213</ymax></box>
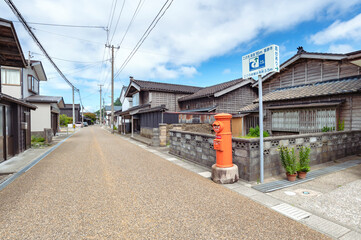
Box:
<box><xmin>272</xmin><ymin>108</ymin><xmax>336</xmax><ymax>133</ymax></box>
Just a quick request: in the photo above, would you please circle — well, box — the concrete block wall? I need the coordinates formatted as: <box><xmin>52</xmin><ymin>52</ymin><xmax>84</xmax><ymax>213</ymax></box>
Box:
<box><xmin>170</xmin><ymin>130</ymin><xmax>361</xmax><ymax>181</ymax></box>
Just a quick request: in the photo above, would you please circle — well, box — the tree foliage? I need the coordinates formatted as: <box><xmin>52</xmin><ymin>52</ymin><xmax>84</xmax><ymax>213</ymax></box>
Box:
<box><xmin>84</xmin><ymin>112</ymin><xmax>96</xmax><ymax>122</ymax></box>
<box><xmin>114</xmin><ymin>97</ymin><xmax>122</xmax><ymax>106</ymax></box>
<box><xmin>60</xmin><ymin>114</ymin><xmax>72</xmax><ymax>126</ymax></box>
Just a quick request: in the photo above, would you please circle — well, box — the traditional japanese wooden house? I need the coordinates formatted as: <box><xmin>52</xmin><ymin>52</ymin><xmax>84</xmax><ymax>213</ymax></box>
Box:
<box><xmin>0</xmin><ymin>18</ymin><xmax>37</xmax><ymax>161</ymax></box>
<box><xmin>120</xmin><ymin>77</ymin><xmax>202</xmax><ymax>137</ymax></box>
<box><xmin>239</xmin><ymin>47</ymin><xmax>361</xmax><ymax>135</ymax></box>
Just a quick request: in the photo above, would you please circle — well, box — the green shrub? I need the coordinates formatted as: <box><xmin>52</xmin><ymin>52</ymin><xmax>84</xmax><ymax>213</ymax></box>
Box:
<box><xmin>31</xmin><ymin>136</ymin><xmax>45</xmax><ymax>143</ymax></box>
<box><xmin>298</xmin><ymin>146</ymin><xmax>311</xmax><ymax>172</ymax></box>
<box><xmin>278</xmin><ymin>146</ymin><xmax>297</xmax><ymax>175</ymax></box>
<box><xmin>113</xmin><ymin>126</ymin><xmax>118</xmax><ymax>130</ymax></box>
<box><xmin>321</xmin><ymin>126</ymin><xmax>335</xmax><ymax>132</ymax></box>
<box><xmin>338</xmin><ymin>120</ymin><xmax>345</xmax><ymax>131</ymax></box>
<box><xmin>246</xmin><ymin>126</ymin><xmax>270</xmax><ymax>138</ymax></box>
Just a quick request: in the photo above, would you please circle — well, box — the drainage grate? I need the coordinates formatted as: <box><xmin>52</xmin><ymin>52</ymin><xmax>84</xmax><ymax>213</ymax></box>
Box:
<box><xmin>253</xmin><ymin>159</ymin><xmax>361</xmax><ymax>193</ymax></box>
<box><xmin>271</xmin><ymin>203</ymin><xmax>311</xmax><ymax>221</ymax></box>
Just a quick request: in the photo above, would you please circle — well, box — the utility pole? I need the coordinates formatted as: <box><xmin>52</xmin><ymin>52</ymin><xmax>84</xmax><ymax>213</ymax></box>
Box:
<box><xmin>72</xmin><ymin>86</ymin><xmax>75</xmax><ymax>128</ymax></box>
<box><xmin>105</xmin><ymin>44</ymin><xmax>120</xmax><ymax>134</ymax></box>
<box><xmin>103</xmin><ymin>98</ymin><xmax>105</xmax><ymax>125</ymax></box>
<box><xmin>98</xmin><ymin>84</ymin><xmax>103</xmax><ymax>125</ymax></box>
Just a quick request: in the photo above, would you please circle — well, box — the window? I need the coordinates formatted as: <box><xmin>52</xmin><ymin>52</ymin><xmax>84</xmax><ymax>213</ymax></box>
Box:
<box><xmin>132</xmin><ymin>92</ymin><xmax>139</xmax><ymax>107</ymax></box>
<box><xmin>272</xmin><ymin>108</ymin><xmax>336</xmax><ymax>133</ymax></box>
<box><xmin>27</xmin><ymin>75</ymin><xmax>39</xmax><ymax>94</ymax></box>
<box><xmin>1</xmin><ymin>67</ymin><xmax>20</xmax><ymax>85</ymax></box>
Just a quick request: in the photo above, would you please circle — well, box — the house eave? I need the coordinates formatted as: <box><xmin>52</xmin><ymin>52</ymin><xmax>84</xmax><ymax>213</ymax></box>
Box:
<box><xmin>253</xmin><ymin>53</ymin><xmax>346</xmax><ymax>87</ymax></box>
<box><xmin>214</xmin><ymin>80</ymin><xmax>252</xmax><ymax>97</ymax></box>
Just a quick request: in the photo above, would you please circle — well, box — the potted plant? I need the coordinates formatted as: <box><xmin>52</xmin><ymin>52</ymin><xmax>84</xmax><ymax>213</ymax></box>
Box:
<box><xmin>298</xmin><ymin>146</ymin><xmax>311</xmax><ymax>179</ymax></box>
<box><xmin>279</xmin><ymin>146</ymin><xmax>298</xmax><ymax>181</ymax></box>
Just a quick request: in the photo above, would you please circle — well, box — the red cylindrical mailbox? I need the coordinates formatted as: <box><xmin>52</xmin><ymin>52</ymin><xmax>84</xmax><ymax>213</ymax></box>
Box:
<box><xmin>212</xmin><ymin>113</ymin><xmax>233</xmax><ymax>168</ymax></box>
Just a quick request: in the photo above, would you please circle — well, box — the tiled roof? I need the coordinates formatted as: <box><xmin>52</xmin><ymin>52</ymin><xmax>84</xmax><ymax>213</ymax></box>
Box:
<box><xmin>239</xmin><ymin>103</ymin><xmax>259</xmax><ymax>113</ymax></box>
<box><xmin>257</xmin><ymin>75</ymin><xmax>361</xmax><ymax>103</ymax></box>
<box><xmin>178</xmin><ymin>78</ymin><xmax>248</xmax><ymax>102</ymax></box>
<box><xmin>255</xmin><ymin>49</ymin><xmax>347</xmax><ymax>86</ymax></box>
<box><xmin>132</xmin><ymin>79</ymin><xmax>202</xmax><ymax>94</ymax></box>
<box><xmin>1</xmin><ymin>93</ymin><xmax>37</xmax><ymax>109</ymax></box>
<box><xmin>180</xmin><ymin>105</ymin><xmax>217</xmax><ymax>113</ymax></box>
<box><xmin>105</xmin><ymin>106</ymin><xmax>122</xmax><ymax>111</ymax></box>
<box><xmin>25</xmin><ymin>95</ymin><xmax>63</xmax><ymax>104</ymax></box>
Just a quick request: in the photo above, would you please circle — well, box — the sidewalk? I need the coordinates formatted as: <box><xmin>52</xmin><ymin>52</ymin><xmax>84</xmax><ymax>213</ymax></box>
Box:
<box><xmin>116</xmin><ymin>130</ymin><xmax>361</xmax><ymax>240</ymax></box>
<box><xmin>0</xmin><ymin>131</ymin><xmax>77</xmax><ymax>191</ymax></box>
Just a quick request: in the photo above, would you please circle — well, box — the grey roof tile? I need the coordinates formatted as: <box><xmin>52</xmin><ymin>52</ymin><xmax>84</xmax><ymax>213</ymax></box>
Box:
<box><xmin>132</xmin><ymin>79</ymin><xmax>202</xmax><ymax>94</ymax></box>
<box><xmin>178</xmin><ymin>78</ymin><xmax>248</xmax><ymax>101</ymax></box>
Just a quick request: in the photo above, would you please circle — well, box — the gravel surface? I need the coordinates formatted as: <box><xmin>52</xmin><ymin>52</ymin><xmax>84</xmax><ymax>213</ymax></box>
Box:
<box><xmin>0</xmin><ymin>126</ymin><xmax>330</xmax><ymax>239</ymax></box>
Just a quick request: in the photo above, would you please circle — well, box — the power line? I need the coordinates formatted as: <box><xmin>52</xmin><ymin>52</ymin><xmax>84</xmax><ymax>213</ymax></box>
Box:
<box><xmin>106</xmin><ymin>0</ymin><xmax>117</xmax><ymax>44</ymax></box>
<box><xmin>109</xmin><ymin>0</ymin><xmax>126</xmax><ymax>44</ymax></box>
<box><xmin>32</xmin><ymin>52</ymin><xmax>110</xmax><ymax>64</ymax></box>
<box><xmin>13</xmin><ymin>20</ymin><xmax>106</xmax><ymax>29</ymax></box>
<box><xmin>4</xmin><ymin>0</ymin><xmax>78</xmax><ymax>91</ymax></box>
<box><xmin>117</xmin><ymin>0</ymin><xmax>143</xmax><ymax>48</ymax></box>
<box><xmin>31</xmin><ymin>27</ymin><xmax>105</xmax><ymax>45</ymax></box>
<box><xmin>115</xmin><ymin>0</ymin><xmax>173</xmax><ymax>77</ymax></box>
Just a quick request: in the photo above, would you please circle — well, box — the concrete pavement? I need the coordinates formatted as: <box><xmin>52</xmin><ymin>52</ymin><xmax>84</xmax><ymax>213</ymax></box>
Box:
<box><xmin>112</xmin><ymin>128</ymin><xmax>361</xmax><ymax>240</ymax></box>
<box><xmin>0</xmin><ymin>126</ymin><xmax>330</xmax><ymax>239</ymax></box>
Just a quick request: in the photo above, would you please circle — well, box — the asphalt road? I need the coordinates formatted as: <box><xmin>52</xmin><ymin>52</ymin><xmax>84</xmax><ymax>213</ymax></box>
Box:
<box><xmin>0</xmin><ymin>126</ymin><xmax>330</xmax><ymax>239</ymax></box>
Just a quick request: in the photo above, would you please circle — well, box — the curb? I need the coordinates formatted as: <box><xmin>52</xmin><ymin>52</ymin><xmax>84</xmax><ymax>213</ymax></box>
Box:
<box><xmin>0</xmin><ymin>132</ymin><xmax>75</xmax><ymax>192</ymax></box>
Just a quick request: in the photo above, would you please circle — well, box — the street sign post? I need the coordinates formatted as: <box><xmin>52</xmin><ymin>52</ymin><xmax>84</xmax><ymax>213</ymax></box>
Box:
<box><xmin>242</xmin><ymin>45</ymin><xmax>279</xmax><ymax>183</ymax></box>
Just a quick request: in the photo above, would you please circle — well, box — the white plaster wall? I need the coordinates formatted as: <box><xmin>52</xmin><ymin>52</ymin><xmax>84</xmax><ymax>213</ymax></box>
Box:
<box><xmin>2</xmin><ymin>85</ymin><xmax>21</xmax><ymax>99</ymax></box>
<box><xmin>31</xmin><ymin>103</ymin><xmax>51</xmax><ymax>131</ymax></box>
<box><xmin>22</xmin><ymin>67</ymin><xmax>33</xmax><ymax>99</ymax></box>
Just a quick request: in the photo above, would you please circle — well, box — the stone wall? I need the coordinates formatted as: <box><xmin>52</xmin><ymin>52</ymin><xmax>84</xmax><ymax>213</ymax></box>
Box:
<box><xmin>169</xmin><ymin>130</ymin><xmax>361</xmax><ymax>181</ymax></box>
<box><xmin>31</xmin><ymin>128</ymin><xmax>53</xmax><ymax>144</ymax></box>
<box><xmin>44</xmin><ymin>128</ymin><xmax>53</xmax><ymax>144</ymax></box>
<box><xmin>140</xmin><ymin>127</ymin><xmax>160</xmax><ymax>146</ymax></box>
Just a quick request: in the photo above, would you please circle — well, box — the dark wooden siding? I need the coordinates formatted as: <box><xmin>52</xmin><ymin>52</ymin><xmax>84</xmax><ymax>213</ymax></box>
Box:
<box><xmin>263</xmin><ymin>59</ymin><xmax>360</xmax><ymax>95</ymax></box>
<box><xmin>179</xmin><ymin>85</ymin><xmax>258</xmax><ymax>114</ymax></box>
<box><xmin>140</xmin><ymin>112</ymin><xmax>179</xmax><ymax>128</ymax></box>
<box><xmin>151</xmin><ymin>92</ymin><xmax>189</xmax><ymax>112</ymax></box>
<box><xmin>262</xmin><ymin>93</ymin><xmax>361</xmax><ymax>133</ymax></box>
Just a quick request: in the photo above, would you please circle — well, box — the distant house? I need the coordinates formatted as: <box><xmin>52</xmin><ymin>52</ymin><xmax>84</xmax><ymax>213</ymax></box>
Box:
<box><xmin>115</xmin><ymin>86</ymin><xmax>131</xmax><ymax>133</ymax></box>
<box><xmin>178</xmin><ymin>78</ymin><xmax>256</xmax><ymax>113</ymax></box>
<box><xmin>60</xmin><ymin>104</ymin><xmax>82</xmax><ymax>123</ymax></box>
<box><xmin>25</xmin><ymin>95</ymin><xmax>65</xmax><ymax>135</ymax></box>
<box><xmin>0</xmin><ymin>18</ymin><xmax>38</xmax><ymax>161</ymax></box>
<box><xmin>104</xmin><ymin>105</ymin><xmax>122</xmax><ymax>127</ymax></box>
<box><xmin>239</xmin><ymin>47</ymin><xmax>361</xmax><ymax>135</ymax></box>
<box><xmin>178</xmin><ymin>78</ymin><xmax>257</xmax><ymax>136</ymax></box>
<box><xmin>120</xmin><ymin>77</ymin><xmax>202</xmax><ymax>137</ymax></box>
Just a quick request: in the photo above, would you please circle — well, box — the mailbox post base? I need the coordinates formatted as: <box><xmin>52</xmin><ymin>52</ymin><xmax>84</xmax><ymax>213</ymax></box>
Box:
<box><xmin>211</xmin><ymin>164</ymin><xmax>239</xmax><ymax>184</ymax></box>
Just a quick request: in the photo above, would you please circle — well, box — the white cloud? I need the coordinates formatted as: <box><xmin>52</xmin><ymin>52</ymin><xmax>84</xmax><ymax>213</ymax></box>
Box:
<box><xmin>223</xmin><ymin>69</ymin><xmax>231</xmax><ymax>74</ymax></box>
<box><xmin>310</xmin><ymin>13</ymin><xmax>361</xmax><ymax>45</ymax></box>
<box><xmin>328</xmin><ymin>44</ymin><xmax>354</xmax><ymax>53</ymax></box>
<box><xmin>1</xmin><ymin>0</ymin><xmax>360</xmax><ymax>108</ymax></box>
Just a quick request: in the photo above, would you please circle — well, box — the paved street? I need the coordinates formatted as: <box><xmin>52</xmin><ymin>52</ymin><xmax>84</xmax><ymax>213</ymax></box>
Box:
<box><xmin>0</xmin><ymin>126</ymin><xmax>329</xmax><ymax>239</ymax></box>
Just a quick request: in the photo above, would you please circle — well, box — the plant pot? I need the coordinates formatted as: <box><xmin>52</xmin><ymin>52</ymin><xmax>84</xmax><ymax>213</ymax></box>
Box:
<box><xmin>286</xmin><ymin>173</ymin><xmax>297</xmax><ymax>182</ymax></box>
<box><xmin>298</xmin><ymin>171</ymin><xmax>307</xmax><ymax>179</ymax></box>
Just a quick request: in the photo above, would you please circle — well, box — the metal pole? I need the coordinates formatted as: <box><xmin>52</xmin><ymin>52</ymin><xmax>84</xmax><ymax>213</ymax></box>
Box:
<box><xmin>131</xmin><ymin>115</ymin><xmax>134</xmax><ymax>137</ymax></box>
<box><xmin>103</xmin><ymin>98</ymin><xmax>105</xmax><ymax>125</ymax></box>
<box><xmin>111</xmin><ymin>45</ymin><xmax>114</xmax><ymax>134</ymax></box>
<box><xmin>99</xmin><ymin>84</ymin><xmax>103</xmax><ymax>125</ymax></box>
<box><xmin>72</xmin><ymin>86</ymin><xmax>75</xmax><ymax>129</ymax></box>
<box><xmin>81</xmin><ymin>105</ymin><xmax>84</xmax><ymax>124</ymax></box>
<box><xmin>258</xmin><ymin>74</ymin><xmax>264</xmax><ymax>183</ymax></box>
